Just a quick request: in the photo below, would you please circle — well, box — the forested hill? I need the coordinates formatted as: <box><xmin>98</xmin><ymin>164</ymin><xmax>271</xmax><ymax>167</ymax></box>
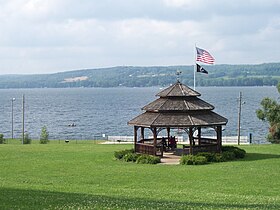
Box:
<box><xmin>0</xmin><ymin>63</ymin><xmax>279</xmax><ymax>88</ymax></box>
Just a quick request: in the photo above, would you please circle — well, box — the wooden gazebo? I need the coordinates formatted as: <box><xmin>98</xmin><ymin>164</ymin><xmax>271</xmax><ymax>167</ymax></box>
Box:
<box><xmin>128</xmin><ymin>81</ymin><xmax>228</xmax><ymax>156</ymax></box>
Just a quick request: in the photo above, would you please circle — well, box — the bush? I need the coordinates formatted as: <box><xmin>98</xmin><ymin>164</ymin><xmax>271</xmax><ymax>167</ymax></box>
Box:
<box><xmin>114</xmin><ymin>149</ymin><xmax>160</xmax><ymax>164</ymax></box>
<box><xmin>232</xmin><ymin>148</ymin><xmax>246</xmax><ymax>159</ymax></box>
<box><xmin>222</xmin><ymin>146</ymin><xmax>246</xmax><ymax>159</ymax></box>
<box><xmin>213</xmin><ymin>153</ymin><xmax>225</xmax><ymax>162</ymax></box>
<box><xmin>123</xmin><ymin>153</ymin><xmax>140</xmax><ymax>162</ymax></box>
<box><xmin>180</xmin><ymin>155</ymin><xmax>207</xmax><ymax>165</ymax></box>
<box><xmin>196</xmin><ymin>152</ymin><xmax>216</xmax><ymax>162</ymax></box>
<box><xmin>114</xmin><ymin>149</ymin><xmax>134</xmax><ymax>160</ymax></box>
<box><xmin>193</xmin><ymin>156</ymin><xmax>208</xmax><ymax>165</ymax></box>
<box><xmin>0</xmin><ymin>134</ymin><xmax>5</xmax><ymax>144</ymax></box>
<box><xmin>221</xmin><ymin>146</ymin><xmax>236</xmax><ymax>152</ymax></box>
<box><xmin>180</xmin><ymin>146</ymin><xmax>247</xmax><ymax>166</ymax></box>
<box><xmin>180</xmin><ymin>155</ymin><xmax>194</xmax><ymax>165</ymax></box>
<box><xmin>136</xmin><ymin>155</ymin><xmax>161</xmax><ymax>164</ymax></box>
<box><xmin>222</xmin><ymin>151</ymin><xmax>236</xmax><ymax>161</ymax></box>
<box><xmin>23</xmin><ymin>133</ymin><xmax>31</xmax><ymax>144</ymax></box>
<box><xmin>40</xmin><ymin>126</ymin><xmax>49</xmax><ymax>144</ymax></box>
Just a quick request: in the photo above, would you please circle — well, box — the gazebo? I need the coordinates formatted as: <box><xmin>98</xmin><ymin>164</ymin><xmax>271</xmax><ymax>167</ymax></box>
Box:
<box><xmin>128</xmin><ymin>81</ymin><xmax>228</xmax><ymax>156</ymax></box>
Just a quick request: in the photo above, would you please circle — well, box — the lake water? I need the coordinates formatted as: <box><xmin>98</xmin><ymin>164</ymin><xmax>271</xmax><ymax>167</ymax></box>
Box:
<box><xmin>0</xmin><ymin>86</ymin><xmax>278</xmax><ymax>142</ymax></box>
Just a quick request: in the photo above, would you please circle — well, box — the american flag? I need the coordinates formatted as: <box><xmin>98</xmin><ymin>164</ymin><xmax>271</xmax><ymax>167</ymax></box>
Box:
<box><xmin>196</xmin><ymin>47</ymin><xmax>215</xmax><ymax>64</ymax></box>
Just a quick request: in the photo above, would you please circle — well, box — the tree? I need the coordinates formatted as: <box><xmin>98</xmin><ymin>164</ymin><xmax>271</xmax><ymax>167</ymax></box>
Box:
<box><xmin>40</xmin><ymin>126</ymin><xmax>49</xmax><ymax>144</ymax></box>
<box><xmin>256</xmin><ymin>83</ymin><xmax>280</xmax><ymax>143</ymax></box>
<box><xmin>23</xmin><ymin>132</ymin><xmax>31</xmax><ymax>144</ymax></box>
<box><xmin>0</xmin><ymin>134</ymin><xmax>5</xmax><ymax>144</ymax></box>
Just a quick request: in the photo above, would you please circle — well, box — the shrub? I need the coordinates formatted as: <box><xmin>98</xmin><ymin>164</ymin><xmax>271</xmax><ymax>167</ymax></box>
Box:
<box><xmin>222</xmin><ymin>146</ymin><xmax>246</xmax><ymax>159</ymax></box>
<box><xmin>23</xmin><ymin>133</ymin><xmax>31</xmax><ymax>144</ymax></box>
<box><xmin>114</xmin><ymin>149</ymin><xmax>134</xmax><ymax>160</ymax></box>
<box><xmin>221</xmin><ymin>146</ymin><xmax>236</xmax><ymax>152</ymax></box>
<box><xmin>0</xmin><ymin>134</ymin><xmax>5</xmax><ymax>144</ymax></box>
<box><xmin>180</xmin><ymin>155</ymin><xmax>207</xmax><ymax>165</ymax></box>
<box><xmin>148</xmin><ymin>156</ymin><xmax>161</xmax><ymax>164</ymax></box>
<box><xmin>40</xmin><ymin>126</ymin><xmax>49</xmax><ymax>144</ymax></box>
<box><xmin>180</xmin><ymin>155</ymin><xmax>194</xmax><ymax>165</ymax></box>
<box><xmin>136</xmin><ymin>155</ymin><xmax>161</xmax><ymax>164</ymax></box>
<box><xmin>123</xmin><ymin>153</ymin><xmax>140</xmax><ymax>162</ymax></box>
<box><xmin>181</xmin><ymin>146</ymin><xmax>246</xmax><ymax>166</ymax></box>
<box><xmin>222</xmin><ymin>151</ymin><xmax>236</xmax><ymax>161</ymax></box>
<box><xmin>232</xmin><ymin>148</ymin><xmax>246</xmax><ymax>159</ymax></box>
<box><xmin>196</xmin><ymin>152</ymin><xmax>216</xmax><ymax>162</ymax></box>
<box><xmin>213</xmin><ymin>153</ymin><xmax>224</xmax><ymax>162</ymax></box>
<box><xmin>193</xmin><ymin>156</ymin><xmax>208</xmax><ymax>165</ymax></box>
<box><xmin>114</xmin><ymin>149</ymin><xmax>160</xmax><ymax>164</ymax></box>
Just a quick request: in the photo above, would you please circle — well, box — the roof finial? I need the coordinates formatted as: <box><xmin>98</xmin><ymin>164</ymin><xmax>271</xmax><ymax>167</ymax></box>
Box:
<box><xmin>176</xmin><ymin>70</ymin><xmax>182</xmax><ymax>82</ymax></box>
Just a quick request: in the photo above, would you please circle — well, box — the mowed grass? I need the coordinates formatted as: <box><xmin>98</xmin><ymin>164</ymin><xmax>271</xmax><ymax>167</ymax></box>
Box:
<box><xmin>0</xmin><ymin>141</ymin><xmax>280</xmax><ymax>209</ymax></box>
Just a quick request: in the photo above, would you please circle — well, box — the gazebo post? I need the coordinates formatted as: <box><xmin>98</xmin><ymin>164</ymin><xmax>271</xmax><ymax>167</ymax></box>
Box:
<box><xmin>134</xmin><ymin>126</ymin><xmax>138</xmax><ymax>153</ymax></box>
<box><xmin>189</xmin><ymin>127</ymin><xmax>193</xmax><ymax>155</ymax></box>
<box><xmin>217</xmin><ymin>125</ymin><xmax>222</xmax><ymax>152</ymax></box>
<box><xmin>140</xmin><ymin>127</ymin><xmax>145</xmax><ymax>140</ymax></box>
<box><xmin>167</xmin><ymin>127</ymin><xmax>170</xmax><ymax>140</ymax></box>
<box><xmin>152</xmin><ymin>127</ymin><xmax>157</xmax><ymax>156</ymax></box>
<box><xmin>198</xmin><ymin>127</ymin><xmax>201</xmax><ymax>145</ymax></box>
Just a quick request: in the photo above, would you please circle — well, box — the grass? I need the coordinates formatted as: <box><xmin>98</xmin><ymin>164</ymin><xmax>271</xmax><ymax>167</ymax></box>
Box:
<box><xmin>0</xmin><ymin>142</ymin><xmax>280</xmax><ymax>209</ymax></box>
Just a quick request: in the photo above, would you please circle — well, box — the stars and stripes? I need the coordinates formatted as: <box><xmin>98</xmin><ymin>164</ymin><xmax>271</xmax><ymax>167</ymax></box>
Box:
<box><xmin>196</xmin><ymin>47</ymin><xmax>215</xmax><ymax>64</ymax></box>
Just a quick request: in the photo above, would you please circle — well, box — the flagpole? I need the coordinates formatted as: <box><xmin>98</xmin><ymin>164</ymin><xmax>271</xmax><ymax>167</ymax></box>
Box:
<box><xmin>194</xmin><ymin>44</ymin><xmax>196</xmax><ymax>90</ymax></box>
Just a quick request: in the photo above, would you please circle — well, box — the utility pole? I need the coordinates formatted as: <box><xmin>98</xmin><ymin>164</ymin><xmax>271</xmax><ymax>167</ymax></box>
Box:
<box><xmin>237</xmin><ymin>92</ymin><xmax>244</xmax><ymax>145</ymax></box>
<box><xmin>22</xmin><ymin>94</ymin><xmax>25</xmax><ymax>144</ymax></box>
<box><xmin>11</xmin><ymin>98</ymin><xmax>16</xmax><ymax>139</ymax></box>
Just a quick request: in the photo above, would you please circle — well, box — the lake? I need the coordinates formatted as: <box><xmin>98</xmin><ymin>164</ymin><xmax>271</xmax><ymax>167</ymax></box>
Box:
<box><xmin>0</xmin><ymin>86</ymin><xmax>278</xmax><ymax>142</ymax></box>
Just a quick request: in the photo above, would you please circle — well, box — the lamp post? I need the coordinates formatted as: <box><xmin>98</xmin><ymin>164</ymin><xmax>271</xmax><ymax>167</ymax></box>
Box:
<box><xmin>237</xmin><ymin>92</ymin><xmax>245</xmax><ymax>145</ymax></box>
<box><xmin>11</xmin><ymin>98</ymin><xmax>16</xmax><ymax>139</ymax></box>
<box><xmin>22</xmin><ymin>94</ymin><xmax>25</xmax><ymax>144</ymax></box>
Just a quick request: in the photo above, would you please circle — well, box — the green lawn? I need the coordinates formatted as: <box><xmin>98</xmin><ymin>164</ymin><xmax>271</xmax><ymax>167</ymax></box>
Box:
<box><xmin>0</xmin><ymin>142</ymin><xmax>280</xmax><ymax>209</ymax></box>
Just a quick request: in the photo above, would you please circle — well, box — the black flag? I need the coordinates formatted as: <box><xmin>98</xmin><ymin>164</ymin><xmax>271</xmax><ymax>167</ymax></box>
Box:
<box><xmin>196</xmin><ymin>63</ymin><xmax>208</xmax><ymax>74</ymax></box>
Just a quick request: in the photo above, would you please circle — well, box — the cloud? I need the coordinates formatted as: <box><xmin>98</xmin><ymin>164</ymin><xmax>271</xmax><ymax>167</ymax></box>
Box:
<box><xmin>0</xmin><ymin>0</ymin><xmax>279</xmax><ymax>74</ymax></box>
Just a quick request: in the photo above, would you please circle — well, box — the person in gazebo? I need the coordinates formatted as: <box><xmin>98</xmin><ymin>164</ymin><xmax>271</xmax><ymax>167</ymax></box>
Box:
<box><xmin>168</xmin><ymin>136</ymin><xmax>177</xmax><ymax>150</ymax></box>
<box><xmin>161</xmin><ymin>137</ymin><xmax>167</xmax><ymax>152</ymax></box>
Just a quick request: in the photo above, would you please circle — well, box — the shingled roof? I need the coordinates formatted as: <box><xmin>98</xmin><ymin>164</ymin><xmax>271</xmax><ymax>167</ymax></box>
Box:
<box><xmin>128</xmin><ymin>81</ymin><xmax>227</xmax><ymax>128</ymax></box>
<box><xmin>156</xmin><ymin>81</ymin><xmax>200</xmax><ymax>97</ymax></box>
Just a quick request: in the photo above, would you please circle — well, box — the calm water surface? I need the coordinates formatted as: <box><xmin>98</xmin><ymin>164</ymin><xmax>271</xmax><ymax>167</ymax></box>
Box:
<box><xmin>0</xmin><ymin>86</ymin><xmax>278</xmax><ymax>142</ymax></box>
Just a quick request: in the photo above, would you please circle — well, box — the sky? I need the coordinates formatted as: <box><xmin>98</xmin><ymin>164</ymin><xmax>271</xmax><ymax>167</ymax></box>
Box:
<box><xmin>0</xmin><ymin>0</ymin><xmax>279</xmax><ymax>75</ymax></box>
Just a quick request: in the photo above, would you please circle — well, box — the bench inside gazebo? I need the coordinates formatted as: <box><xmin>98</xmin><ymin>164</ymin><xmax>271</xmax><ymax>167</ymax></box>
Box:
<box><xmin>128</xmin><ymin>81</ymin><xmax>228</xmax><ymax>157</ymax></box>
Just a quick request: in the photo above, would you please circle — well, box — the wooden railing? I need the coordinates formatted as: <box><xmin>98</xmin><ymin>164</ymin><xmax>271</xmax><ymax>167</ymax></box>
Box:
<box><xmin>135</xmin><ymin>143</ymin><xmax>163</xmax><ymax>157</ymax></box>
<box><xmin>194</xmin><ymin>137</ymin><xmax>217</xmax><ymax>145</ymax></box>
<box><xmin>135</xmin><ymin>143</ymin><xmax>154</xmax><ymax>155</ymax></box>
<box><xmin>139</xmin><ymin>138</ymin><xmax>162</xmax><ymax>144</ymax></box>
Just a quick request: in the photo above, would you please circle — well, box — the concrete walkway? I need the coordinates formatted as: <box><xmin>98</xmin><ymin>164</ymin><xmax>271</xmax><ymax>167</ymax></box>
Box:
<box><xmin>159</xmin><ymin>152</ymin><xmax>181</xmax><ymax>165</ymax></box>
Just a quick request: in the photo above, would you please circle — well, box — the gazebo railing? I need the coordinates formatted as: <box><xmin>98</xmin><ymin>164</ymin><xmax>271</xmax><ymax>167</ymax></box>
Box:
<box><xmin>135</xmin><ymin>142</ymin><xmax>163</xmax><ymax>157</ymax></box>
<box><xmin>135</xmin><ymin>143</ymin><xmax>154</xmax><ymax>155</ymax></box>
<box><xmin>193</xmin><ymin>137</ymin><xmax>217</xmax><ymax>145</ymax></box>
<box><xmin>182</xmin><ymin>144</ymin><xmax>218</xmax><ymax>154</ymax></box>
<box><xmin>139</xmin><ymin>138</ymin><xmax>162</xmax><ymax>144</ymax></box>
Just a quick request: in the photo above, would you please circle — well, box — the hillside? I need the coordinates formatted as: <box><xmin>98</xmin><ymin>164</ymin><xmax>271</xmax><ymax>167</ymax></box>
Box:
<box><xmin>0</xmin><ymin>63</ymin><xmax>279</xmax><ymax>88</ymax></box>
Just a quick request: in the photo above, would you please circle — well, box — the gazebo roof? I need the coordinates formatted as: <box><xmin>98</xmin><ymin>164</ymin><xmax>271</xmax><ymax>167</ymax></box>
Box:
<box><xmin>128</xmin><ymin>81</ymin><xmax>228</xmax><ymax>128</ymax></box>
<box><xmin>142</xmin><ymin>97</ymin><xmax>214</xmax><ymax>112</ymax></box>
<box><xmin>156</xmin><ymin>81</ymin><xmax>201</xmax><ymax>97</ymax></box>
<box><xmin>128</xmin><ymin>111</ymin><xmax>228</xmax><ymax>128</ymax></box>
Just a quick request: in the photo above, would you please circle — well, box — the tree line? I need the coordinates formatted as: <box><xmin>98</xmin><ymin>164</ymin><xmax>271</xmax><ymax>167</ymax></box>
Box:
<box><xmin>0</xmin><ymin>63</ymin><xmax>279</xmax><ymax>88</ymax></box>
